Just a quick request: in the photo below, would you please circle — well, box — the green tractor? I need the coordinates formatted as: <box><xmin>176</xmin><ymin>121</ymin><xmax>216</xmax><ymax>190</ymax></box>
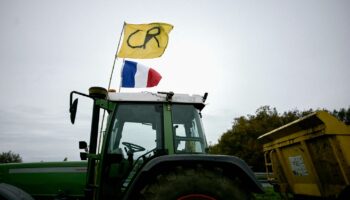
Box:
<box><xmin>0</xmin><ymin>87</ymin><xmax>263</xmax><ymax>200</ymax></box>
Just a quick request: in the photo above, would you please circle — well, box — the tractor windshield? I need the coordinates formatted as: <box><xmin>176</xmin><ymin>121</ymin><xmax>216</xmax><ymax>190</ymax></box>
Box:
<box><xmin>172</xmin><ymin>104</ymin><xmax>208</xmax><ymax>153</ymax></box>
<box><xmin>107</xmin><ymin>103</ymin><xmax>163</xmax><ymax>159</ymax></box>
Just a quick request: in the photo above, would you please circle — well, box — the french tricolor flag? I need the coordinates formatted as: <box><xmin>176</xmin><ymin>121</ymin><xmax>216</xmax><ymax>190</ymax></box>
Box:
<box><xmin>121</xmin><ymin>60</ymin><xmax>162</xmax><ymax>88</ymax></box>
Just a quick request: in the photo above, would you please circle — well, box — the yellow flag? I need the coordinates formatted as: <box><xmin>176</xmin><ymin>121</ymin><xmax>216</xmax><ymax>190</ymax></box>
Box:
<box><xmin>117</xmin><ymin>22</ymin><xmax>173</xmax><ymax>59</ymax></box>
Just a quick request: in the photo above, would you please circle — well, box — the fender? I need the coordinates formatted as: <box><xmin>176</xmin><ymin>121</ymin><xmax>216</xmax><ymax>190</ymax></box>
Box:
<box><xmin>123</xmin><ymin>154</ymin><xmax>264</xmax><ymax>200</ymax></box>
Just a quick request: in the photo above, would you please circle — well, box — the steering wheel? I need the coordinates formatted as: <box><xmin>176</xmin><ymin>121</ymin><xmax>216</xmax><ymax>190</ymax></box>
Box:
<box><xmin>122</xmin><ymin>142</ymin><xmax>146</xmax><ymax>154</ymax></box>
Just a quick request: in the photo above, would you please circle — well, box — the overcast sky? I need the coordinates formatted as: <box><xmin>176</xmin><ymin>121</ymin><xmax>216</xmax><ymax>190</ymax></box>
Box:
<box><xmin>1</xmin><ymin>0</ymin><xmax>349</xmax><ymax>162</ymax></box>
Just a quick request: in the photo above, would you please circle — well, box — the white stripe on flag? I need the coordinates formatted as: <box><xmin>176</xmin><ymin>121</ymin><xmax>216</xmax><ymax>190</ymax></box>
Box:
<box><xmin>135</xmin><ymin>63</ymin><xmax>149</xmax><ymax>88</ymax></box>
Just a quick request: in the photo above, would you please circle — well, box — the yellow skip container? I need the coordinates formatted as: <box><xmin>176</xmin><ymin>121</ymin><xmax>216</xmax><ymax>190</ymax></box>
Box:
<box><xmin>258</xmin><ymin>111</ymin><xmax>350</xmax><ymax>199</ymax></box>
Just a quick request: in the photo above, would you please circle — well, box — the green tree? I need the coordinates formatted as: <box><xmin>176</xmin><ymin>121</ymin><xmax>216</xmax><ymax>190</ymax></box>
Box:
<box><xmin>332</xmin><ymin>107</ymin><xmax>350</xmax><ymax>125</ymax></box>
<box><xmin>0</xmin><ymin>151</ymin><xmax>22</xmax><ymax>163</ymax></box>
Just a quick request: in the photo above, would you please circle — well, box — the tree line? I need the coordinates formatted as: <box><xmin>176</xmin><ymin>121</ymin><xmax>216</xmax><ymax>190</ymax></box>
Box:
<box><xmin>0</xmin><ymin>151</ymin><xmax>22</xmax><ymax>163</ymax></box>
<box><xmin>208</xmin><ymin>106</ymin><xmax>350</xmax><ymax>172</ymax></box>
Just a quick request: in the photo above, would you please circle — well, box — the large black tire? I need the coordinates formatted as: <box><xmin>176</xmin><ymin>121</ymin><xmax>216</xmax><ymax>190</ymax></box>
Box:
<box><xmin>0</xmin><ymin>183</ymin><xmax>34</xmax><ymax>200</ymax></box>
<box><xmin>139</xmin><ymin>166</ymin><xmax>254</xmax><ymax>200</ymax></box>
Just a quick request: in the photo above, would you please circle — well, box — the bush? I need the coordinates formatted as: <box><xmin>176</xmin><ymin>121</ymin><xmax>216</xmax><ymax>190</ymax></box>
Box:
<box><xmin>0</xmin><ymin>151</ymin><xmax>22</xmax><ymax>163</ymax></box>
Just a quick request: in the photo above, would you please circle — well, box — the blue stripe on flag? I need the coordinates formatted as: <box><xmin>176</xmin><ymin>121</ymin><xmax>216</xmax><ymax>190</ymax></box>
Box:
<box><xmin>121</xmin><ymin>60</ymin><xmax>137</xmax><ymax>87</ymax></box>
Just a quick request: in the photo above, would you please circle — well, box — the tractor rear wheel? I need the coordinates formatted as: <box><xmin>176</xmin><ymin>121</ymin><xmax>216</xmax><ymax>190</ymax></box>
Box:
<box><xmin>139</xmin><ymin>166</ymin><xmax>254</xmax><ymax>200</ymax></box>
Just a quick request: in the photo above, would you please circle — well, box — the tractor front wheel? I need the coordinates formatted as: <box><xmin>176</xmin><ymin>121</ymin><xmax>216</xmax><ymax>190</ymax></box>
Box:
<box><xmin>0</xmin><ymin>183</ymin><xmax>34</xmax><ymax>200</ymax></box>
<box><xmin>139</xmin><ymin>166</ymin><xmax>253</xmax><ymax>200</ymax></box>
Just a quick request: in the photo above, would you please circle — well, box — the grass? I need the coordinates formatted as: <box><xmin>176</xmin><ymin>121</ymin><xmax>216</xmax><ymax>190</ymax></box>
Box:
<box><xmin>255</xmin><ymin>187</ymin><xmax>282</xmax><ymax>200</ymax></box>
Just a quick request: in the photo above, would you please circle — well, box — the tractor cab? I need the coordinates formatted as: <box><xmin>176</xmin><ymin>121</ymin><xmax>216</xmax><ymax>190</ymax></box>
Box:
<box><xmin>105</xmin><ymin>90</ymin><xmax>209</xmax><ymax>157</ymax></box>
<box><xmin>107</xmin><ymin>102</ymin><xmax>208</xmax><ymax>160</ymax></box>
<box><xmin>70</xmin><ymin>87</ymin><xmax>210</xmax><ymax>199</ymax></box>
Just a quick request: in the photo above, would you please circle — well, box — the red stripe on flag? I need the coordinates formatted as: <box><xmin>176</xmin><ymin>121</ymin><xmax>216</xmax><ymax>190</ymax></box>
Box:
<box><xmin>147</xmin><ymin>68</ymin><xmax>162</xmax><ymax>87</ymax></box>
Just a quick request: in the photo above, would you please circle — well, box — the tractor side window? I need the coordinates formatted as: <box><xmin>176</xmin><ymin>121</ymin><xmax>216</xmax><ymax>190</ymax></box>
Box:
<box><xmin>172</xmin><ymin>104</ymin><xmax>207</xmax><ymax>153</ymax></box>
<box><xmin>107</xmin><ymin>104</ymin><xmax>163</xmax><ymax>159</ymax></box>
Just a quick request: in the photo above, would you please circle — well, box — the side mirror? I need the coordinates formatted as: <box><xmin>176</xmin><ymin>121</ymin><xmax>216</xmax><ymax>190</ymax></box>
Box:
<box><xmin>79</xmin><ymin>141</ymin><xmax>87</xmax><ymax>149</ymax></box>
<box><xmin>70</xmin><ymin>98</ymin><xmax>78</xmax><ymax>124</ymax></box>
<box><xmin>79</xmin><ymin>141</ymin><xmax>88</xmax><ymax>160</ymax></box>
<box><xmin>80</xmin><ymin>152</ymin><xmax>87</xmax><ymax>160</ymax></box>
<box><xmin>79</xmin><ymin>141</ymin><xmax>88</xmax><ymax>152</ymax></box>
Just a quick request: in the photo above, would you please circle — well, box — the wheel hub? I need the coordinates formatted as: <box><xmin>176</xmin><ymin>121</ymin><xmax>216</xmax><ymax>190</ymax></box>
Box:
<box><xmin>177</xmin><ymin>194</ymin><xmax>217</xmax><ymax>200</ymax></box>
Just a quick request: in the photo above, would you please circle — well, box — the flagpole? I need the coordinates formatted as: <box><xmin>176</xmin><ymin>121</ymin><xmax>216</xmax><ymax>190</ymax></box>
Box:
<box><xmin>107</xmin><ymin>22</ymin><xmax>125</xmax><ymax>90</ymax></box>
<box><xmin>98</xmin><ymin>22</ymin><xmax>125</xmax><ymax>153</ymax></box>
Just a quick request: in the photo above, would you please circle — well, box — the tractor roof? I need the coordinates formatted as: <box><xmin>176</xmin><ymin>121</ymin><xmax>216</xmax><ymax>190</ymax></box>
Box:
<box><xmin>108</xmin><ymin>92</ymin><xmax>206</xmax><ymax>110</ymax></box>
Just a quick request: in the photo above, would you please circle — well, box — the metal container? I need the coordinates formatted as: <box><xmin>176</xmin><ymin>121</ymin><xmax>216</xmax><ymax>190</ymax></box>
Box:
<box><xmin>258</xmin><ymin>111</ymin><xmax>350</xmax><ymax>199</ymax></box>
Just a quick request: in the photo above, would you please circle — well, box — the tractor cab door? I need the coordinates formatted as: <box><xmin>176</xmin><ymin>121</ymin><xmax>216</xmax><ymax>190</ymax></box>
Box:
<box><xmin>98</xmin><ymin>103</ymin><xmax>163</xmax><ymax>199</ymax></box>
<box><xmin>171</xmin><ymin>104</ymin><xmax>208</xmax><ymax>154</ymax></box>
